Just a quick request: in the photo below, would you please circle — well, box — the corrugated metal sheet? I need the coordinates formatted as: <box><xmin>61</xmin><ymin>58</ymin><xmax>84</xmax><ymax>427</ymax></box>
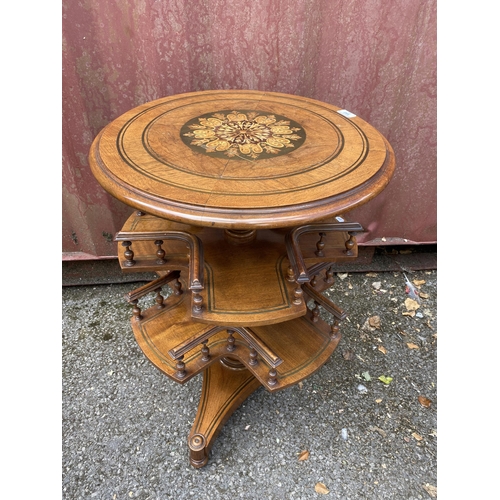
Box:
<box><xmin>62</xmin><ymin>0</ymin><xmax>436</xmax><ymax>259</ymax></box>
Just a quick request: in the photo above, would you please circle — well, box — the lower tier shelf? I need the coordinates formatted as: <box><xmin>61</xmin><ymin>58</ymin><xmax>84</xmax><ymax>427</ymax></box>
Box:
<box><xmin>130</xmin><ymin>288</ymin><xmax>342</xmax><ymax>392</ymax></box>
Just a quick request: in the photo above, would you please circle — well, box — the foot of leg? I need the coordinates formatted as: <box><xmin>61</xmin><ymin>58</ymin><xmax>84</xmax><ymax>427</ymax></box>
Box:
<box><xmin>188</xmin><ymin>360</ymin><xmax>261</xmax><ymax>468</ymax></box>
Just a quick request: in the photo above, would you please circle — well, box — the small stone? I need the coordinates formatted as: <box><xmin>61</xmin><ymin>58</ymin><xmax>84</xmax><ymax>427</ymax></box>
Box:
<box><xmin>341</xmin><ymin>428</ymin><xmax>348</xmax><ymax>440</ymax></box>
<box><xmin>343</xmin><ymin>350</ymin><xmax>355</xmax><ymax>360</ymax></box>
<box><xmin>357</xmin><ymin>384</ymin><xmax>368</xmax><ymax>393</ymax></box>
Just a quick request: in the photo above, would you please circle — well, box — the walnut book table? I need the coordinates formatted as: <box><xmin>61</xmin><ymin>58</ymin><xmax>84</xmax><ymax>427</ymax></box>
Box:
<box><xmin>89</xmin><ymin>90</ymin><xmax>395</xmax><ymax>467</ymax></box>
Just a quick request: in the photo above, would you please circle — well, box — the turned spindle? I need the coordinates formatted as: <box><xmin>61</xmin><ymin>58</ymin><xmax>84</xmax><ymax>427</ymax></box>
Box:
<box><xmin>172</xmin><ymin>277</ymin><xmax>183</xmax><ymax>295</ymax></box>
<box><xmin>330</xmin><ymin>319</ymin><xmax>341</xmax><ymax>339</ymax></box>
<box><xmin>344</xmin><ymin>233</ymin><xmax>356</xmax><ymax>256</ymax></box>
<box><xmin>324</xmin><ymin>266</ymin><xmax>334</xmax><ymax>284</ymax></box>
<box><xmin>311</xmin><ymin>274</ymin><xmax>318</xmax><ymax>288</ymax></box>
<box><xmin>226</xmin><ymin>330</ymin><xmax>236</xmax><ymax>352</ymax></box>
<box><xmin>311</xmin><ymin>301</ymin><xmax>320</xmax><ymax>322</ymax></box>
<box><xmin>249</xmin><ymin>348</ymin><xmax>258</xmax><ymax>366</ymax></box>
<box><xmin>286</xmin><ymin>265</ymin><xmax>295</xmax><ymax>282</ymax></box>
<box><xmin>176</xmin><ymin>356</ymin><xmax>187</xmax><ymax>379</ymax></box>
<box><xmin>315</xmin><ymin>232</ymin><xmax>326</xmax><ymax>257</ymax></box>
<box><xmin>201</xmin><ymin>340</ymin><xmax>210</xmax><ymax>362</ymax></box>
<box><xmin>292</xmin><ymin>286</ymin><xmax>303</xmax><ymax>305</ymax></box>
<box><xmin>154</xmin><ymin>287</ymin><xmax>165</xmax><ymax>309</ymax></box>
<box><xmin>154</xmin><ymin>240</ymin><xmax>167</xmax><ymax>265</ymax></box>
<box><xmin>268</xmin><ymin>368</ymin><xmax>277</xmax><ymax>386</ymax></box>
<box><xmin>122</xmin><ymin>241</ymin><xmax>135</xmax><ymax>267</ymax></box>
<box><xmin>130</xmin><ymin>299</ymin><xmax>142</xmax><ymax>321</ymax></box>
<box><xmin>192</xmin><ymin>292</ymin><xmax>203</xmax><ymax>313</ymax></box>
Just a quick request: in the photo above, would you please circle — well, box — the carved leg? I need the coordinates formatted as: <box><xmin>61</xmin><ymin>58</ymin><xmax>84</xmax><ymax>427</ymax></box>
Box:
<box><xmin>188</xmin><ymin>359</ymin><xmax>262</xmax><ymax>468</ymax></box>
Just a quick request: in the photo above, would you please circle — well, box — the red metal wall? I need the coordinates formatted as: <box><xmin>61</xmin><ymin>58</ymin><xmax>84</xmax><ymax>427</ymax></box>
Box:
<box><xmin>62</xmin><ymin>0</ymin><xmax>436</xmax><ymax>259</ymax></box>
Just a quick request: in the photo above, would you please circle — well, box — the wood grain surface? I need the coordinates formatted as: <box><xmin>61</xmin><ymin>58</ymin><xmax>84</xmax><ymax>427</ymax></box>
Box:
<box><xmin>89</xmin><ymin>90</ymin><xmax>395</xmax><ymax>229</ymax></box>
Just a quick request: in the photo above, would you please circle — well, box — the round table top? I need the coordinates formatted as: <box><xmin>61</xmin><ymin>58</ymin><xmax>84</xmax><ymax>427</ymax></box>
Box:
<box><xmin>89</xmin><ymin>90</ymin><xmax>395</xmax><ymax>229</ymax></box>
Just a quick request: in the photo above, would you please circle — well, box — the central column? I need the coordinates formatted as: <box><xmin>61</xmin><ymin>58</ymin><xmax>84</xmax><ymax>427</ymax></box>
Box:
<box><xmin>224</xmin><ymin>229</ymin><xmax>257</xmax><ymax>245</ymax></box>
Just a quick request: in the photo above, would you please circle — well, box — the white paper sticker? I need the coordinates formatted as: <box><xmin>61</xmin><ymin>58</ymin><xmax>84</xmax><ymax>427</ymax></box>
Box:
<box><xmin>335</xmin><ymin>216</ymin><xmax>345</xmax><ymax>222</ymax></box>
<box><xmin>337</xmin><ymin>109</ymin><xmax>356</xmax><ymax>118</ymax></box>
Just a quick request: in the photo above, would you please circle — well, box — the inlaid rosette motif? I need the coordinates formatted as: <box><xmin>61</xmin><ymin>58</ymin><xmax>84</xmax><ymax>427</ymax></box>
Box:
<box><xmin>181</xmin><ymin>110</ymin><xmax>305</xmax><ymax>159</ymax></box>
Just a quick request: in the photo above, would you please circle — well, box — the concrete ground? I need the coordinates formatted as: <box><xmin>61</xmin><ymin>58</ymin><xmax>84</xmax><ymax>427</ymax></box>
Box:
<box><xmin>62</xmin><ymin>248</ymin><xmax>437</xmax><ymax>499</ymax></box>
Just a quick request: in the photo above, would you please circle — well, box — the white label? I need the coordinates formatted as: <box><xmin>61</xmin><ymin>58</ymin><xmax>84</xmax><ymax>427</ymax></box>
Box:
<box><xmin>335</xmin><ymin>216</ymin><xmax>345</xmax><ymax>222</ymax></box>
<box><xmin>337</xmin><ymin>109</ymin><xmax>356</xmax><ymax>118</ymax></box>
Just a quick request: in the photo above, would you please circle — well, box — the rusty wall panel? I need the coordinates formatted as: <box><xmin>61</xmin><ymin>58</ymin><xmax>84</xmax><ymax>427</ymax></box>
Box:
<box><xmin>62</xmin><ymin>0</ymin><xmax>436</xmax><ymax>259</ymax></box>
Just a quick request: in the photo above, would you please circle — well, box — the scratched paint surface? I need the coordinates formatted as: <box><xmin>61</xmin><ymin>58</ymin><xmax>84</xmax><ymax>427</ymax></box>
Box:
<box><xmin>62</xmin><ymin>0</ymin><xmax>436</xmax><ymax>258</ymax></box>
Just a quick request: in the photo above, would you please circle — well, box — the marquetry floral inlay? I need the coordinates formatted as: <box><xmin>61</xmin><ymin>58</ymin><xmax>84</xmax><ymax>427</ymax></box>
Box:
<box><xmin>182</xmin><ymin>111</ymin><xmax>304</xmax><ymax>159</ymax></box>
